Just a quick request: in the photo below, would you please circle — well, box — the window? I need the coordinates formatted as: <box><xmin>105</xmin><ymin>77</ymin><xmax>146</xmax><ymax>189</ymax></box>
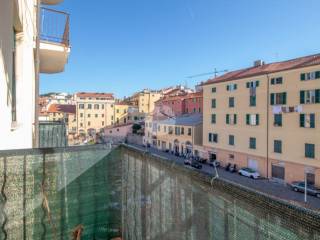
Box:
<box><xmin>274</xmin><ymin>140</ymin><xmax>282</xmax><ymax>153</ymax></box>
<box><xmin>246</xmin><ymin>81</ymin><xmax>259</xmax><ymax>88</ymax></box>
<box><xmin>211</xmin><ymin>114</ymin><xmax>216</xmax><ymax>124</ymax></box>
<box><xmin>175</xmin><ymin>127</ymin><xmax>180</xmax><ymax>135</ymax></box>
<box><xmin>249</xmin><ymin>137</ymin><xmax>256</xmax><ymax>149</ymax></box>
<box><xmin>158</xmin><ymin>125</ymin><xmax>161</xmax><ymax>131</ymax></box>
<box><xmin>88</xmin><ymin>121</ymin><xmax>91</xmax><ymax>126</ymax></box>
<box><xmin>102</xmin><ymin>121</ymin><xmax>104</xmax><ymax>125</ymax></box>
<box><xmin>209</xmin><ymin>133</ymin><xmax>218</xmax><ymax>143</ymax></box>
<box><xmin>80</xmin><ymin>113</ymin><xmax>84</xmax><ymax>118</ymax></box>
<box><xmin>212</xmin><ymin>87</ymin><xmax>216</xmax><ymax>93</ymax></box>
<box><xmin>229</xmin><ymin>135</ymin><xmax>235</xmax><ymax>146</ymax></box>
<box><xmin>80</xmin><ymin>123</ymin><xmax>83</xmax><ymax>127</ymax></box>
<box><xmin>301</xmin><ymin>71</ymin><xmax>320</xmax><ymax>81</ymax></box>
<box><xmin>229</xmin><ymin>97</ymin><xmax>235</xmax><ymax>107</ymax></box>
<box><xmin>300</xmin><ymin>89</ymin><xmax>320</xmax><ymax>104</ymax></box>
<box><xmin>79</xmin><ymin>104</ymin><xmax>84</xmax><ymax>109</ymax></box>
<box><xmin>226</xmin><ymin>83</ymin><xmax>237</xmax><ymax>91</ymax></box>
<box><xmin>87</xmin><ymin>104</ymin><xmax>92</xmax><ymax>109</ymax></box>
<box><xmin>249</xmin><ymin>96</ymin><xmax>256</xmax><ymax>107</ymax></box>
<box><xmin>211</xmin><ymin>99</ymin><xmax>216</xmax><ymax>108</ymax></box>
<box><xmin>87</xmin><ymin>114</ymin><xmax>91</xmax><ymax>118</ymax></box>
<box><xmin>300</xmin><ymin>114</ymin><xmax>315</xmax><ymax>128</ymax></box>
<box><xmin>271</xmin><ymin>77</ymin><xmax>283</xmax><ymax>85</ymax></box>
<box><xmin>116</xmin><ymin>109</ymin><xmax>119</xmax><ymax>113</ymax></box>
<box><xmin>274</xmin><ymin>114</ymin><xmax>282</xmax><ymax>127</ymax></box>
<box><xmin>95</xmin><ymin>114</ymin><xmax>98</xmax><ymax>118</ymax></box>
<box><xmin>270</xmin><ymin>92</ymin><xmax>287</xmax><ymax>105</ymax></box>
<box><xmin>164</xmin><ymin>126</ymin><xmax>167</xmax><ymax>133</ymax></box>
<box><xmin>102</xmin><ymin>105</ymin><xmax>105</xmax><ymax>109</ymax></box>
<box><xmin>168</xmin><ymin>126</ymin><xmax>173</xmax><ymax>134</ymax></box>
<box><xmin>102</xmin><ymin>114</ymin><xmax>104</xmax><ymax>117</ymax></box>
<box><xmin>94</xmin><ymin>104</ymin><xmax>100</xmax><ymax>109</ymax></box>
<box><xmin>226</xmin><ymin>114</ymin><xmax>237</xmax><ymax>125</ymax></box>
<box><xmin>181</xmin><ymin>127</ymin><xmax>184</xmax><ymax>135</ymax></box>
<box><xmin>305</xmin><ymin>143</ymin><xmax>315</xmax><ymax>158</ymax></box>
<box><xmin>246</xmin><ymin>114</ymin><xmax>259</xmax><ymax>126</ymax></box>
<box><xmin>188</xmin><ymin>128</ymin><xmax>192</xmax><ymax>136</ymax></box>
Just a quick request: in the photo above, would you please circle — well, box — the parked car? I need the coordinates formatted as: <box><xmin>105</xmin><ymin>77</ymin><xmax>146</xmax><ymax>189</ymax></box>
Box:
<box><xmin>191</xmin><ymin>161</ymin><xmax>202</xmax><ymax>169</ymax></box>
<box><xmin>290</xmin><ymin>181</ymin><xmax>320</xmax><ymax>198</ymax></box>
<box><xmin>184</xmin><ymin>159</ymin><xmax>192</xmax><ymax>165</ymax></box>
<box><xmin>238</xmin><ymin>167</ymin><xmax>260</xmax><ymax>179</ymax></box>
<box><xmin>197</xmin><ymin>158</ymin><xmax>207</xmax><ymax>164</ymax></box>
<box><xmin>229</xmin><ymin>164</ymin><xmax>237</xmax><ymax>173</ymax></box>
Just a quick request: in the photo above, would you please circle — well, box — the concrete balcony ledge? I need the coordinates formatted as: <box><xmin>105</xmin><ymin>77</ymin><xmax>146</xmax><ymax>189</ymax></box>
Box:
<box><xmin>41</xmin><ymin>0</ymin><xmax>64</xmax><ymax>5</ymax></box>
<box><xmin>39</xmin><ymin>41</ymin><xmax>70</xmax><ymax>73</ymax></box>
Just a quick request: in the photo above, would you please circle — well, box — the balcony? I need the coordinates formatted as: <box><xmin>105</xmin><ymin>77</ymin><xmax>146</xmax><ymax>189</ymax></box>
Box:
<box><xmin>39</xmin><ymin>8</ymin><xmax>70</xmax><ymax>74</ymax></box>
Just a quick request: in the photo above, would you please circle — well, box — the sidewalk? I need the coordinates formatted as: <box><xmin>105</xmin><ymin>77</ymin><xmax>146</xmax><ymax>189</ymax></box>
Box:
<box><xmin>128</xmin><ymin>143</ymin><xmax>320</xmax><ymax>211</ymax></box>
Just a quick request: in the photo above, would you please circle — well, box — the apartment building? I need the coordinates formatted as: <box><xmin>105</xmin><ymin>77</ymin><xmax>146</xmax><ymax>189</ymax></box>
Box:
<box><xmin>0</xmin><ymin>0</ymin><xmax>70</xmax><ymax>149</ymax></box>
<box><xmin>75</xmin><ymin>92</ymin><xmax>115</xmax><ymax>136</ymax></box>
<box><xmin>47</xmin><ymin>104</ymin><xmax>77</xmax><ymax>134</ymax></box>
<box><xmin>144</xmin><ymin>114</ymin><xmax>203</xmax><ymax>154</ymax></box>
<box><xmin>154</xmin><ymin>91</ymin><xmax>203</xmax><ymax>117</ymax></box>
<box><xmin>202</xmin><ymin>54</ymin><xmax>320</xmax><ymax>185</ymax></box>
<box><xmin>124</xmin><ymin>89</ymin><xmax>162</xmax><ymax>113</ymax></box>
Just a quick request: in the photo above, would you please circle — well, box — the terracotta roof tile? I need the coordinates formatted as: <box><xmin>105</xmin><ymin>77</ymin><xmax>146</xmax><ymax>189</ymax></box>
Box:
<box><xmin>76</xmin><ymin>92</ymin><xmax>114</xmax><ymax>99</ymax></box>
<box><xmin>202</xmin><ymin>53</ymin><xmax>320</xmax><ymax>85</ymax></box>
<box><xmin>47</xmin><ymin>104</ymin><xmax>76</xmax><ymax>114</ymax></box>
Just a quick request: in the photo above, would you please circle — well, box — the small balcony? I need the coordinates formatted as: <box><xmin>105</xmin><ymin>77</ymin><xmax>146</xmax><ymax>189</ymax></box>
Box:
<box><xmin>39</xmin><ymin>7</ymin><xmax>70</xmax><ymax>74</ymax></box>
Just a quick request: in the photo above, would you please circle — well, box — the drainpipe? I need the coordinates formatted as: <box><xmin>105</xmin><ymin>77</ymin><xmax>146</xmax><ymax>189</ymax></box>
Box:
<box><xmin>266</xmin><ymin>73</ymin><xmax>270</xmax><ymax>179</ymax></box>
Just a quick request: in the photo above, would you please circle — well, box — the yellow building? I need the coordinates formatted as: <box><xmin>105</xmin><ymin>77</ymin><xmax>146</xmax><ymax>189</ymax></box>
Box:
<box><xmin>124</xmin><ymin>89</ymin><xmax>162</xmax><ymax>113</ymax></box>
<box><xmin>144</xmin><ymin>114</ymin><xmax>203</xmax><ymax>155</ymax></box>
<box><xmin>202</xmin><ymin>54</ymin><xmax>320</xmax><ymax>185</ymax></box>
<box><xmin>75</xmin><ymin>92</ymin><xmax>115</xmax><ymax>136</ymax></box>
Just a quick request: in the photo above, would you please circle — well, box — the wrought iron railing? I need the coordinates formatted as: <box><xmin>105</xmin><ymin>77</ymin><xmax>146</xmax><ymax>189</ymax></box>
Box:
<box><xmin>40</xmin><ymin>7</ymin><xmax>70</xmax><ymax>46</ymax></box>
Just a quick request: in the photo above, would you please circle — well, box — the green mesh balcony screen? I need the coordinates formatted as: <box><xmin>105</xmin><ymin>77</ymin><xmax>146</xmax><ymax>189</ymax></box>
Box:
<box><xmin>0</xmin><ymin>145</ymin><xmax>122</xmax><ymax>240</ymax></box>
<box><xmin>39</xmin><ymin>121</ymin><xmax>68</xmax><ymax>148</ymax></box>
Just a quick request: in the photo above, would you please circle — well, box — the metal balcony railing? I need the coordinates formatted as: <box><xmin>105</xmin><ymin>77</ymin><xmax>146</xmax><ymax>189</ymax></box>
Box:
<box><xmin>40</xmin><ymin>7</ymin><xmax>70</xmax><ymax>46</ymax></box>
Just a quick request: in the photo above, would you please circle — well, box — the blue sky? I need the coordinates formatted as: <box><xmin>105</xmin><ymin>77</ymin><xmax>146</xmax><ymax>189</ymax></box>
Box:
<box><xmin>40</xmin><ymin>0</ymin><xmax>320</xmax><ymax>98</ymax></box>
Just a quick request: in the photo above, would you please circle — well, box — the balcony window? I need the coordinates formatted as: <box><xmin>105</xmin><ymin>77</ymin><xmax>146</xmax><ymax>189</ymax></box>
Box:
<box><xmin>270</xmin><ymin>92</ymin><xmax>287</xmax><ymax>105</ymax></box>
<box><xmin>300</xmin><ymin>89</ymin><xmax>320</xmax><ymax>104</ymax></box>
<box><xmin>211</xmin><ymin>114</ymin><xmax>216</xmax><ymax>124</ymax></box>
<box><xmin>246</xmin><ymin>81</ymin><xmax>259</xmax><ymax>88</ymax></box>
<box><xmin>274</xmin><ymin>114</ymin><xmax>282</xmax><ymax>127</ymax></box>
<box><xmin>188</xmin><ymin>128</ymin><xmax>192</xmax><ymax>136</ymax></box>
<box><xmin>271</xmin><ymin>77</ymin><xmax>283</xmax><ymax>85</ymax></box>
<box><xmin>212</xmin><ymin>87</ymin><xmax>216</xmax><ymax>93</ymax></box>
<box><xmin>249</xmin><ymin>95</ymin><xmax>256</xmax><ymax>107</ymax></box>
<box><xmin>226</xmin><ymin>83</ymin><xmax>237</xmax><ymax>91</ymax></box>
<box><xmin>175</xmin><ymin>127</ymin><xmax>180</xmax><ymax>135</ymax></box>
<box><xmin>94</xmin><ymin>104</ymin><xmax>100</xmax><ymax>109</ymax></box>
<box><xmin>211</xmin><ymin>99</ymin><xmax>216</xmax><ymax>108</ymax></box>
<box><xmin>226</xmin><ymin>114</ymin><xmax>237</xmax><ymax>125</ymax></box>
<box><xmin>300</xmin><ymin>113</ymin><xmax>315</xmax><ymax>128</ymax></box>
<box><xmin>301</xmin><ymin>71</ymin><xmax>320</xmax><ymax>81</ymax></box>
<box><xmin>87</xmin><ymin>104</ymin><xmax>92</xmax><ymax>109</ymax></box>
<box><xmin>246</xmin><ymin>114</ymin><xmax>259</xmax><ymax>126</ymax></box>
<box><xmin>79</xmin><ymin>104</ymin><xmax>84</xmax><ymax>109</ymax></box>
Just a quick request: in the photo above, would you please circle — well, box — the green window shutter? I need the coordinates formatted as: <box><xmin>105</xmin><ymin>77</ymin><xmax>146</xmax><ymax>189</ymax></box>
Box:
<box><xmin>300</xmin><ymin>91</ymin><xmax>305</xmax><ymax>104</ymax></box>
<box><xmin>235</xmin><ymin>84</ymin><xmax>237</xmax><ymax>90</ymax></box>
<box><xmin>256</xmin><ymin>81</ymin><xmax>259</xmax><ymax>87</ymax></box>
<box><xmin>282</xmin><ymin>92</ymin><xmax>287</xmax><ymax>104</ymax></box>
<box><xmin>310</xmin><ymin>114</ymin><xmax>315</xmax><ymax>128</ymax></box>
<box><xmin>226</xmin><ymin>114</ymin><xmax>230</xmax><ymax>124</ymax></box>
<box><xmin>226</xmin><ymin>85</ymin><xmax>230</xmax><ymax>91</ymax></box>
<box><xmin>246</xmin><ymin>82</ymin><xmax>250</xmax><ymax>88</ymax></box>
<box><xmin>271</xmin><ymin>78</ymin><xmax>275</xmax><ymax>85</ymax></box>
<box><xmin>256</xmin><ymin>114</ymin><xmax>260</xmax><ymax>125</ymax></box>
<box><xmin>300</xmin><ymin>114</ymin><xmax>305</xmax><ymax>127</ymax></box>
<box><xmin>270</xmin><ymin>93</ymin><xmax>275</xmax><ymax>105</ymax></box>
<box><xmin>315</xmin><ymin>71</ymin><xmax>320</xmax><ymax>79</ymax></box>
<box><xmin>234</xmin><ymin>114</ymin><xmax>237</xmax><ymax>124</ymax></box>
<box><xmin>246</xmin><ymin>114</ymin><xmax>250</xmax><ymax>125</ymax></box>
<box><xmin>305</xmin><ymin>144</ymin><xmax>315</xmax><ymax>158</ymax></box>
<box><xmin>315</xmin><ymin>89</ymin><xmax>320</xmax><ymax>103</ymax></box>
<box><xmin>301</xmin><ymin>73</ymin><xmax>306</xmax><ymax>81</ymax></box>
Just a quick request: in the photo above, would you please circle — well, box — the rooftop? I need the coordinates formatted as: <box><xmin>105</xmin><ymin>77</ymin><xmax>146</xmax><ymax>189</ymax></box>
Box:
<box><xmin>158</xmin><ymin>113</ymin><xmax>202</xmax><ymax>126</ymax></box>
<box><xmin>47</xmin><ymin>104</ymin><xmax>76</xmax><ymax>114</ymax></box>
<box><xmin>203</xmin><ymin>53</ymin><xmax>320</xmax><ymax>85</ymax></box>
<box><xmin>76</xmin><ymin>92</ymin><xmax>114</xmax><ymax>99</ymax></box>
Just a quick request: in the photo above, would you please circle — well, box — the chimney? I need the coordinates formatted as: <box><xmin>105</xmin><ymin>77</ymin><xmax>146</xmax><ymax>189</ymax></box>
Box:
<box><xmin>254</xmin><ymin>60</ymin><xmax>264</xmax><ymax>67</ymax></box>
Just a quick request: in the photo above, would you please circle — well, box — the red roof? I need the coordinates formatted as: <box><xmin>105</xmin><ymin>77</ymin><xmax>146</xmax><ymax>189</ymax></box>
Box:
<box><xmin>47</xmin><ymin>104</ymin><xmax>76</xmax><ymax>114</ymax></box>
<box><xmin>76</xmin><ymin>92</ymin><xmax>114</xmax><ymax>99</ymax></box>
<box><xmin>203</xmin><ymin>53</ymin><xmax>320</xmax><ymax>85</ymax></box>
